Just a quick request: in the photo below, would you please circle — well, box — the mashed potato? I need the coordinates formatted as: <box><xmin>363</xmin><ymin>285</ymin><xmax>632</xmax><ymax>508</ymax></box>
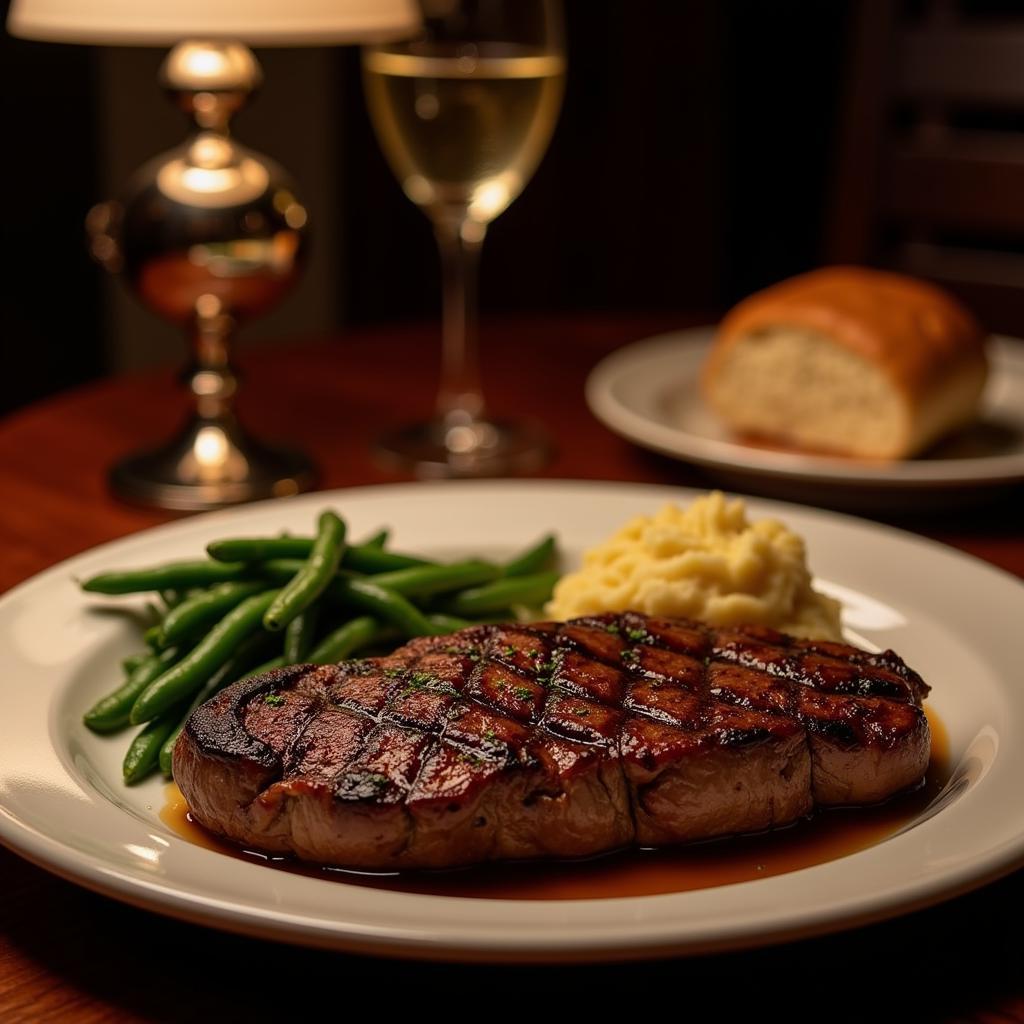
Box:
<box><xmin>545</xmin><ymin>491</ymin><xmax>842</xmax><ymax>640</ymax></box>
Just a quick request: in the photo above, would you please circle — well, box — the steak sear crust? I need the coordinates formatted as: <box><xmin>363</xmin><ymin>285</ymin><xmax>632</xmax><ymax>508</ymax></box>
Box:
<box><xmin>174</xmin><ymin>613</ymin><xmax>931</xmax><ymax>870</ymax></box>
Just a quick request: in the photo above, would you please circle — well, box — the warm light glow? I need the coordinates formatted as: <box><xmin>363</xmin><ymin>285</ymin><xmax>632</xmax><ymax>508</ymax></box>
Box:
<box><xmin>7</xmin><ymin>0</ymin><xmax>423</xmax><ymax>47</ymax></box>
<box><xmin>185</xmin><ymin>46</ymin><xmax>231</xmax><ymax>79</ymax></box>
<box><xmin>444</xmin><ymin>421</ymin><xmax>497</xmax><ymax>454</ymax></box>
<box><xmin>284</xmin><ymin>203</ymin><xmax>308</xmax><ymax>229</ymax></box>
<box><xmin>124</xmin><ymin>843</ymin><xmax>161</xmax><ymax>867</ymax></box>
<box><xmin>194</xmin><ymin>425</ymin><xmax>229</xmax><ymax>467</ymax></box>
<box><xmin>272</xmin><ymin>189</ymin><xmax>295</xmax><ymax>214</ymax></box>
<box><xmin>190</xmin><ymin>134</ymin><xmax>232</xmax><ymax>168</ymax></box>
<box><xmin>468</xmin><ymin>177</ymin><xmax>516</xmax><ymax>222</ymax></box>
<box><xmin>172</xmin><ymin>426</ymin><xmax>246</xmax><ymax>481</ymax></box>
<box><xmin>273</xmin><ymin>189</ymin><xmax>308</xmax><ymax>229</ymax></box>
<box><xmin>190</xmin><ymin>370</ymin><xmax>223</xmax><ymax>397</ymax></box>
<box><xmin>161</xmin><ymin>40</ymin><xmax>261</xmax><ymax>92</ymax></box>
<box><xmin>445</xmin><ymin>424</ymin><xmax>478</xmax><ymax>454</ymax></box>
<box><xmin>177</xmin><ymin>425</ymin><xmax>250</xmax><ymax>482</ymax></box>
<box><xmin>402</xmin><ymin>174</ymin><xmax>434</xmax><ymax>206</ymax></box>
<box><xmin>157</xmin><ymin>155</ymin><xmax>269</xmax><ymax>207</ymax></box>
<box><xmin>183</xmin><ymin>166</ymin><xmax>241</xmax><ymax>194</ymax></box>
<box><xmin>194</xmin><ymin>293</ymin><xmax>222</xmax><ymax>319</ymax></box>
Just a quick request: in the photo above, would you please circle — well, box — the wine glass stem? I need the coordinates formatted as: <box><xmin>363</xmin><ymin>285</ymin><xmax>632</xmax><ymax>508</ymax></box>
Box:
<box><xmin>435</xmin><ymin>218</ymin><xmax>487</xmax><ymax>426</ymax></box>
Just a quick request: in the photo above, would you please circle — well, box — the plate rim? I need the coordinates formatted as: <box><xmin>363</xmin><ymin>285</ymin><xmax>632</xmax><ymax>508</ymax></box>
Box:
<box><xmin>585</xmin><ymin>327</ymin><xmax>1024</xmax><ymax>487</ymax></box>
<box><xmin>1</xmin><ymin>479</ymin><xmax>1023</xmax><ymax>960</ymax></box>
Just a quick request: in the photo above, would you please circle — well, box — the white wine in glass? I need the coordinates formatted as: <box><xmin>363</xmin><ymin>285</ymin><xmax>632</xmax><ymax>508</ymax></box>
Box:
<box><xmin>363</xmin><ymin>1</ymin><xmax>565</xmax><ymax>476</ymax></box>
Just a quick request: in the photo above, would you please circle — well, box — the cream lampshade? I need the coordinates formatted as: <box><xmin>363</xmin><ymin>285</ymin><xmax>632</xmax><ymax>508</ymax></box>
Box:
<box><xmin>7</xmin><ymin>0</ymin><xmax>420</xmax><ymax>45</ymax></box>
<box><xmin>6</xmin><ymin>0</ymin><xmax>421</xmax><ymax>510</ymax></box>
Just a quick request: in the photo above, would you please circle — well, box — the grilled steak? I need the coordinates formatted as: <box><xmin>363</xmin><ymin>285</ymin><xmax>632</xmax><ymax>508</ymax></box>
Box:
<box><xmin>174</xmin><ymin>613</ymin><xmax>931</xmax><ymax>870</ymax></box>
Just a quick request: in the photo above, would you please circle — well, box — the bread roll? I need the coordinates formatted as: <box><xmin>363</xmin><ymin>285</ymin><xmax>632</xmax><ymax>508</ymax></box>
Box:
<box><xmin>701</xmin><ymin>266</ymin><xmax>988</xmax><ymax>459</ymax></box>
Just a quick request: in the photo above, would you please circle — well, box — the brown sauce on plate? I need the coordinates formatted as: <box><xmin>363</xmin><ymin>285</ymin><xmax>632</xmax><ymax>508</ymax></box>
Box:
<box><xmin>160</xmin><ymin>709</ymin><xmax>950</xmax><ymax>901</ymax></box>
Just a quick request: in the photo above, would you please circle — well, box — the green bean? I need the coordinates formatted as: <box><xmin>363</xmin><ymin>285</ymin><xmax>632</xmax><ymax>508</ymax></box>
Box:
<box><xmin>329</xmin><ymin>578</ymin><xmax>445</xmax><ymax>637</ymax></box>
<box><xmin>124</xmin><ymin>705</ymin><xmax>187</xmax><ymax>785</ymax></box>
<box><xmin>84</xmin><ymin>647</ymin><xmax>182</xmax><ymax>734</ymax></box>
<box><xmin>425</xmin><ymin>613</ymin><xmax>474</xmax><ymax>633</ymax></box>
<box><xmin>159</xmin><ymin>581</ymin><xmax>266</xmax><ymax>648</ymax></box>
<box><xmin>441</xmin><ymin>570</ymin><xmax>560</xmax><ymax>617</ymax></box>
<box><xmin>263</xmin><ymin>512</ymin><xmax>346</xmax><ymax>631</ymax></box>
<box><xmin>206</xmin><ymin>536</ymin><xmax>313</xmax><ymax>562</ymax></box>
<box><xmin>120</xmin><ymin>651</ymin><xmax>149</xmax><ymax>675</ymax></box>
<box><xmin>343</xmin><ymin>545</ymin><xmax>432</xmax><ymax>573</ymax></box>
<box><xmin>143</xmin><ymin>624</ymin><xmax>162</xmax><ymax>649</ymax></box>
<box><xmin>307</xmin><ymin>616</ymin><xmax>393</xmax><ymax>663</ymax></box>
<box><xmin>236</xmin><ymin>655</ymin><xmax>286</xmax><ymax>683</ymax></box>
<box><xmin>160</xmin><ymin>589</ymin><xmax>188</xmax><ymax>610</ymax></box>
<box><xmin>212</xmin><ymin>558</ymin><xmax>320</xmax><ymax>588</ymax></box>
<box><xmin>260</xmin><ymin>558</ymin><xmax>498</xmax><ymax>602</ymax></box>
<box><xmin>210</xmin><ymin>629</ymin><xmax>280</xmax><ymax>690</ymax></box>
<box><xmin>156</xmin><ymin>632</ymin><xmax>278</xmax><ymax>777</ymax></box>
<box><xmin>157</xmin><ymin>685</ymin><xmax>214</xmax><ymax>778</ymax></box>
<box><xmin>284</xmin><ymin>605</ymin><xmax>319</xmax><ymax>662</ymax></box>
<box><xmin>368</xmin><ymin>560</ymin><xmax>500</xmax><ymax>599</ymax></box>
<box><xmin>361</xmin><ymin>529</ymin><xmax>390</xmax><ymax>549</ymax></box>
<box><xmin>130</xmin><ymin>589</ymin><xmax>279</xmax><ymax>724</ymax></box>
<box><xmin>80</xmin><ymin>560</ymin><xmax>253</xmax><ymax>594</ymax></box>
<box><xmin>208</xmin><ymin>534</ymin><xmax>433</xmax><ymax>574</ymax></box>
<box><xmin>434</xmin><ymin>610</ymin><xmax>513</xmax><ymax>626</ymax></box>
<box><xmin>503</xmin><ymin>534</ymin><xmax>557</xmax><ymax>577</ymax></box>
<box><xmin>258</xmin><ymin>558</ymin><xmax>310</xmax><ymax>582</ymax></box>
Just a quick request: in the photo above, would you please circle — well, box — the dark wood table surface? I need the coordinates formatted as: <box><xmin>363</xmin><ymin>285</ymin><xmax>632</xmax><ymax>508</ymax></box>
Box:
<box><xmin>1</xmin><ymin>315</ymin><xmax>1021</xmax><ymax>1022</ymax></box>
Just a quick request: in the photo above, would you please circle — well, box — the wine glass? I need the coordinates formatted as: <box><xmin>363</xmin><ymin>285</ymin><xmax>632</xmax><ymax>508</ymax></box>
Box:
<box><xmin>362</xmin><ymin>0</ymin><xmax>565</xmax><ymax>476</ymax></box>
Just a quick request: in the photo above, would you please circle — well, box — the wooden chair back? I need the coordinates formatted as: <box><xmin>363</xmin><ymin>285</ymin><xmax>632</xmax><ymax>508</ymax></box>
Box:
<box><xmin>828</xmin><ymin>0</ymin><xmax>1024</xmax><ymax>333</ymax></box>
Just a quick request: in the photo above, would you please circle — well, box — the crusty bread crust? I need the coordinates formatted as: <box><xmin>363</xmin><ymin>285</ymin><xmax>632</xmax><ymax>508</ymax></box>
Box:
<box><xmin>702</xmin><ymin>266</ymin><xmax>989</xmax><ymax>459</ymax></box>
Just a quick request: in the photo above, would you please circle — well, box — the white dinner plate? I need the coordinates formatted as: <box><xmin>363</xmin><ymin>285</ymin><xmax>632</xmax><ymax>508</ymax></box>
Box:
<box><xmin>1</xmin><ymin>481</ymin><xmax>1022</xmax><ymax>960</ymax></box>
<box><xmin>586</xmin><ymin>328</ymin><xmax>1024</xmax><ymax>508</ymax></box>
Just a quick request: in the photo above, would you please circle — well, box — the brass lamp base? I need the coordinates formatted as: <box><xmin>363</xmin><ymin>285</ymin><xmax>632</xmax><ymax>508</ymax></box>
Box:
<box><xmin>109</xmin><ymin>418</ymin><xmax>315</xmax><ymax>511</ymax></box>
<box><xmin>88</xmin><ymin>40</ymin><xmax>316</xmax><ymax>513</ymax></box>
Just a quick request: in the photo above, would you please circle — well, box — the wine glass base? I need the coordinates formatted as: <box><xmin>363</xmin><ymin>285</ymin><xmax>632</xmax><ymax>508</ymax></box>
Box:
<box><xmin>376</xmin><ymin>418</ymin><xmax>550</xmax><ymax>479</ymax></box>
<box><xmin>109</xmin><ymin>419</ymin><xmax>316</xmax><ymax>511</ymax></box>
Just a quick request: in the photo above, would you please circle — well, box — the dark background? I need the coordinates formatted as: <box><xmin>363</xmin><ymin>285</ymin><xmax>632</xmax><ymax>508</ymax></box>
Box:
<box><xmin>0</xmin><ymin>1</ymin><xmax>852</xmax><ymax>416</ymax></box>
<box><xmin>2</xmin><ymin>23</ymin><xmax>103</xmax><ymax>413</ymax></box>
<box><xmin>339</xmin><ymin>3</ymin><xmax>848</xmax><ymax>325</ymax></box>
<box><xmin>5</xmin><ymin>0</ymin><xmax>1020</xmax><ymax>417</ymax></box>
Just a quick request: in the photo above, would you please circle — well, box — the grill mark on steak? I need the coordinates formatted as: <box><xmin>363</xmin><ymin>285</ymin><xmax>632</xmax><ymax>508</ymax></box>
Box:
<box><xmin>175</xmin><ymin>613</ymin><xmax>931</xmax><ymax>870</ymax></box>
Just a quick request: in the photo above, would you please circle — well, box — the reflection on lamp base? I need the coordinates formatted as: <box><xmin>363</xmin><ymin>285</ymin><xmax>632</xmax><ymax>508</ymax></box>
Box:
<box><xmin>375</xmin><ymin>417</ymin><xmax>550</xmax><ymax>479</ymax></box>
<box><xmin>109</xmin><ymin>418</ymin><xmax>315</xmax><ymax>511</ymax></box>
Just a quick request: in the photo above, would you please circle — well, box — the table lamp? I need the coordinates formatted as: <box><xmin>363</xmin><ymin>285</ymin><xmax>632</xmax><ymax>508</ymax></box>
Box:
<box><xmin>7</xmin><ymin>0</ymin><xmax>420</xmax><ymax>511</ymax></box>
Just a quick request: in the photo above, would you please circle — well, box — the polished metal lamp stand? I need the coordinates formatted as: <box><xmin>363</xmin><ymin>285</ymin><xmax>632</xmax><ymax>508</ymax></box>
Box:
<box><xmin>88</xmin><ymin>41</ymin><xmax>316</xmax><ymax>510</ymax></box>
<box><xmin>9</xmin><ymin>0</ymin><xmax>420</xmax><ymax>510</ymax></box>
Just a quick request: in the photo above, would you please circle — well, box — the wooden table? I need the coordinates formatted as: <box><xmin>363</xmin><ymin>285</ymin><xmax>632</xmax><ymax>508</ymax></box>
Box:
<box><xmin>1</xmin><ymin>316</ymin><xmax>1021</xmax><ymax>1022</ymax></box>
